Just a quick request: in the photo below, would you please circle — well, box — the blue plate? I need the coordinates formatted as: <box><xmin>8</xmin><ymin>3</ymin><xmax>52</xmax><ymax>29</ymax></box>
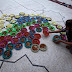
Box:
<box><xmin>17</xmin><ymin>21</ymin><xmax>23</xmax><ymax>25</ymax></box>
<box><xmin>31</xmin><ymin>17</ymin><xmax>36</xmax><ymax>21</ymax></box>
<box><xmin>37</xmin><ymin>20</ymin><xmax>42</xmax><ymax>24</ymax></box>
<box><xmin>17</xmin><ymin>18</ymin><xmax>22</xmax><ymax>22</ymax></box>
<box><xmin>21</xmin><ymin>16</ymin><xmax>26</xmax><ymax>20</ymax></box>
<box><xmin>6</xmin><ymin>43</ymin><xmax>14</xmax><ymax>50</ymax></box>
<box><xmin>36</xmin><ymin>27</ymin><xmax>42</xmax><ymax>32</ymax></box>
<box><xmin>0</xmin><ymin>48</ymin><xmax>4</xmax><ymax>56</ymax></box>
<box><xmin>53</xmin><ymin>35</ymin><xmax>61</xmax><ymax>41</ymax></box>
<box><xmin>25</xmin><ymin>41</ymin><xmax>32</xmax><ymax>48</ymax></box>
<box><xmin>25</xmin><ymin>16</ymin><xmax>30</xmax><ymax>20</ymax></box>
<box><xmin>36</xmin><ymin>16</ymin><xmax>41</xmax><ymax>20</ymax></box>
<box><xmin>29</xmin><ymin>30</ymin><xmax>36</xmax><ymax>35</ymax></box>
<box><xmin>40</xmin><ymin>17</ymin><xmax>44</xmax><ymax>21</ymax></box>
<box><xmin>14</xmin><ymin>42</ymin><xmax>23</xmax><ymax>50</ymax></box>
<box><xmin>19</xmin><ymin>36</ymin><xmax>27</xmax><ymax>43</ymax></box>
<box><xmin>22</xmin><ymin>19</ymin><xmax>27</xmax><ymax>23</ymax></box>
<box><xmin>3</xmin><ymin>50</ymin><xmax>12</xmax><ymax>59</ymax></box>
<box><xmin>43</xmin><ymin>19</ymin><xmax>48</xmax><ymax>23</ymax></box>
<box><xmin>26</xmin><ymin>19</ymin><xmax>31</xmax><ymax>22</ymax></box>
<box><xmin>28</xmin><ymin>35</ymin><xmax>35</xmax><ymax>41</ymax></box>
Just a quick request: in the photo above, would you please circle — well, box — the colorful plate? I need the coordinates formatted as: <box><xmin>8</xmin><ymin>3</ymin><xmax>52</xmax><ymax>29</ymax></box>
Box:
<box><xmin>3</xmin><ymin>50</ymin><xmax>12</xmax><ymax>59</ymax></box>
<box><xmin>28</xmin><ymin>35</ymin><xmax>35</xmax><ymax>41</ymax></box>
<box><xmin>32</xmin><ymin>39</ymin><xmax>40</xmax><ymax>45</ymax></box>
<box><xmin>0</xmin><ymin>48</ymin><xmax>4</xmax><ymax>56</ymax></box>
<box><xmin>49</xmin><ymin>26</ymin><xmax>55</xmax><ymax>31</ymax></box>
<box><xmin>31</xmin><ymin>44</ymin><xmax>39</xmax><ymax>53</ymax></box>
<box><xmin>1</xmin><ymin>31</ymin><xmax>8</xmax><ymax>36</ymax></box>
<box><xmin>25</xmin><ymin>22</ymin><xmax>31</xmax><ymax>26</ymax></box>
<box><xmin>40</xmin><ymin>23</ymin><xmax>45</xmax><ymax>27</ymax></box>
<box><xmin>29</xmin><ymin>26</ymin><xmax>35</xmax><ymax>30</ymax></box>
<box><xmin>36</xmin><ymin>27</ymin><xmax>42</xmax><ymax>32</ymax></box>
<box><xmin>45</xmin><ymin>22</ymin><xmax>51</xmax><ymax>27</ymax></box>
<box><xmin>37</xmin><ymin>20</ymin><xmax>42</xmax><ymax>24</ymax></box>
<box><xmin>21</xmin><ymin>28</ymin><xmax>27</xmax><ymax>33</ymax></box>
<box><xmin>31</xmin><ymin>21</ymin><xmax>37</xmax><ymax>24</ymax></box>
<box><xmin>19</xmin><ymin>36</ymin><xmax>27</xmax><ymax>43</ymax></box>
<box><xmin>14</xmin><ymin>42</ymin><xmax>23</xmax><ymax>50</ymax></box>
<box><xmin>17</xmin><ymin>32</ymin><xmax>23</xmax><ymax>38</ymax></box>
<box><xmin>29</xmin><ymin>30</ymin><xmax>36</xmax><ymax>35</ymax></box>
<box><xmin>39</xmin><ymin>44</ymin><xmax>47</xmax><ymax>51</ymax></box>
<box><xmin>25</xmin><ymin>41</ymin><xmax>32</xmax><ymax>48</ymax></box>
<box><xmin>7</xmin><ymin>28</ymin><xmax>13</xmax><ymax>33</ymax></box>
<box><xmin>34</xmin><ymin>33</ymin><xmax>41</xmax><ymax>39</ymax></box>
<box><xmin>34</xmin><ymin>24</ymin><xmax>40</xmax><ymax>28</ymax></box>
<box><xmin>6</xmin><ymin>43</ymin><xmax>14</xmax><ymax>50</ymax></box>
<box><xmin>10</xmin><ymin>31</ymin><xmax>17</xmax><ymax>36</ymax></box>
<box><xmin>5</xmin><ymin>35</ymin><xmax>12</xmax><ymax>41</ymax></box>
<box><xmin>15</xmin><ymin>27</ymin><xmax>21</xmax><ymax>32</ymax></box>
<box><xmin>23</xmin><ymin>32</ymin><xmax>30</xmax><ymax>37</ymax></box>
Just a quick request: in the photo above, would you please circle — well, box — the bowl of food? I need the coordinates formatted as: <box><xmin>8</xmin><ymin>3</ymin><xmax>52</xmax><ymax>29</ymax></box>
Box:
<box><xmin>3</xmin><ymin>50</ymin><xmax>12</xmax><ymax>59</ymax></box>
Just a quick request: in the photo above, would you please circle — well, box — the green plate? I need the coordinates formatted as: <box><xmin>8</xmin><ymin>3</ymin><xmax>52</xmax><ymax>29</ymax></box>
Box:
<box><xmin>49</xmin><ymin>26</ymin><xmax>55</xmax><ymax>31</ymax></box>
<box><xmin>25</xmin><ymin>22</ymin><xmax>31</xmax><ymax>26</ymax></box>
<box><xmin>40</xmin><ymin>23</ymin><xmax>45</xmax><ymax>27</ymax></box>
<box><xmin>20</xmin><ymin>25</ymin><xmax>26</xmax><ymax>28</ymax></box>
<box><xmin>1</xmin><ymin>31</ymin><xmax>8</xmax><ymax>36</ymax></box>
<box><xmin>3</xmin><ymin>50</ymin><xmax>12</xmax><ymax>59</ymax></box>
<box><xmin>31</xmin><ymin>21</ymin><xmax>37</xmax><ymax>24</ymax></box>
<box><xmin>45</xmin><ymin>22</ymin><xmax>51</xmax><ymax>27</ymax></box>
<box><xmin>7</xmin><ymin>28</ymin><xmax>13</xmax><ymax>33</ymax></box>
<box><xmin>14</xmin><ymin>27</ymin><xmax>21</xmax><ymax>32</ymax></box>
<box><xmin>12</xmin><ymin>24</ymin><xmax>18</xmax><ymax>28</ymax></box>
<box><xmin>10</xmin><ymin>31</ymin><xmax>17</xmax><ymax>36</ymax></box>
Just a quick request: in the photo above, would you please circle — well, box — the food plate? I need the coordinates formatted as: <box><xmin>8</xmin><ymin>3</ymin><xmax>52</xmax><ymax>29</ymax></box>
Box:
<box><xmin>49</xmin><ymin>26</ymin><xmax>55</xmax><ymax>31</ymax></box>
<box><xmin>0</xmin><ymin>48</ymin><xmax>4</xmax><ymax>56</ymax></box>
<box><xmin>14</xmin><ymin>42</ymin><xmax>23</xmax><ymax>50</ymax></box>
<box><xmin>6</xmin><ymin>43</ymin><xmax>14</xmax><ymax>50</ymax></box>
<box><xmin>40</xmin><ymin>23</ymin><xmax>45</xmax><ymax>27</ymax></box>
<box><xmin>42</xmin><ymin>27</ymin><xmax>48</xmax><ymax>31</ymax></box>
<box><xmin>15</xmin><ymin>27</ymin><xmax>21</xmax><ymax>32</ymax></box>
<box><xmin>34</xmin><ymin>33</ymin><xmax>41</xmax><ymax>39</ymax></box>
<box><xmin>3</xmin><ymin>50</ymin><xmax>12</xmax><ymax>59</ymax></box>
<box><xmin>32</xmin><ymin>39</ymin><xmax>40</xmax><ymax>45</ymax></box>
<box><xmin>25</xmin><ymin>41</ymin><xmax>32</xmax><ymax>48</ymax></box>
<box><xmin>39</xmin><ymin>44</ymin><xmax>47</xmax><ymax>51</ymax></box>
<box><xmin>60</xmin><ymin>34</ymin><xmax>66</xmax><ymax>40</ymax></box>
<box><xmin>29</xmin><ymin>26</ymin><xmax>35</xmax><ymax>30</ymax></box>
<box><xmin>45</xmin><ymin>22</ymin><xmax>51</xmax><ymax>27</ymax></box>
<box><xmin>53</xmin><ymin>35</ymin><xmax>61</xmax><ymax>41</ymax></box>
<box><xmin>36</xmin><ymin>27</ymin><xmax>42</xmax><ymax>32</ymax></box>
<box><xmin>23</xmin><ymin>32</ymin><xmax>30</xmax><ymax>37</ymax></box>
<box><xmin>0</xmin><ymin>36</ymin><xmax>5</xmax><ymax>43</ymax></box>
<box><xmin>0</xmin><ymin>43</ymin><xmax>5</xmax><ymax>48</ymax></box>
<box><xmin>28</xmin><ymin>35</ymin><xmax>35</xmax><ymax>41</ymax></box>
<box><xmin>29</xmin><ymin>30</ymin><xmax>36</xmax><ymax>35</ymax></box>
<box><xmin>34</xmin><ymin>24</ymin><xmax>40</xmax><ymax>28</ymax></box>
<box><xmin>31</xmin><ymin>44</ymin><xmax>39</xmax><ymax>53</ymax></box>
<box><xmin>5</xmin><ymin>35</ymin><xmax>12</xmax><ymax>41</ymax></box>
<box><xmin>43</xmin><ymin>31</ymin><xmax>49</xmax><ymax>37</ymax></box>
<box><xmin>19</xmin><ymin>36</ymin><xmax>27</xmax><ymax>43</ymax></box>
<box><xmin>11</xmin><ymin>38</ymin><xmax>19</xmax><ymax>44</ymax></box>
<box><xmin>10</xmin><ymin>31</ymin><xmax>17</xmax><ymax>36</ymax></box>
<box><xmin>25</xmin><ymin>22</ymin><xmax>31</xmax><ymax>26</ymax></box>
<box><xmin>7</xmin><ymin>28</ymin><xmax>13</xmax><ymax>33</ymax></box>
<box><xmin>1</xmin><ymin>31</ymin><xmax>8</xmax><ymax>36</ymax></box>
<box><xmin>31</xmin><ymin>21</ymin><xmax>37</xmax><ymax>24</ymax></box>
<box><xmin>17</xmin><ymin>32</ymin><xmax>23</xmax><ymax>38</ymax></box>
<box><xmin>21</xmin><ymin>28</ymin><xmax>27</xmax><ymax>33</ymax></box>
<box><xmin>37</xmin><ymin>20</ymin><xmax>42</xmax><ymax>24</ymax></box>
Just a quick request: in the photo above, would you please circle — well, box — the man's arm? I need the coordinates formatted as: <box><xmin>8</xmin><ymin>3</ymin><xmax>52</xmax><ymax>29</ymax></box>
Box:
<box><xmin>58</xmin><ymin>39</ymin><xmax>72</xmax><ymax>45</ymax></box>
<box><xmin>49</xmin><ymin>30</ymin><xmax>61</xmax><ymax>33</ymax></box>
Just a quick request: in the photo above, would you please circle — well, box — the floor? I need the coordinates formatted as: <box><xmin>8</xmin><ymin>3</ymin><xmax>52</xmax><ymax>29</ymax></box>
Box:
<box><xmin>0</xmin><ymin>0</ymin><xmax>72</xmax><ymax>72</ymax></box>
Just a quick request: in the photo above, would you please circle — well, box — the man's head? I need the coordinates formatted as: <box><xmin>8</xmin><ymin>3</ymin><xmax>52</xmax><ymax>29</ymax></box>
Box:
<box><xmin>66</xmin><ymin>19</ymin><xmax>72</xmax><ymax>30</ymax></box>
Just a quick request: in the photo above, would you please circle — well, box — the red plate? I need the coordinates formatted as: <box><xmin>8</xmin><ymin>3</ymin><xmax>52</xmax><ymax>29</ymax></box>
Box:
<box><xmin>5</xmin><ymin>35</ymin><xmax>12</xmax><ymax>41</ymax></box>
<box><xmin>32</xmin><ymin>39</ymin><xmax>40</xmax><ymax>45</ymax></box>
<box><xmin>43</xmin><ymin>31</ymin><xmax>49</xmax><ymax>37</ymax></box>
<box><xmin>21</xmin><ymin>28</ymin><xmax>27</xmax><ymax>33</ymax></box>
<box><xmin>42</xmin><ymin>27</ymin><xmax>48</xmax><ymax>31</ymax></box>
<box><xmin>23</xmin><ymin>32</ymin><xmax>30</xmax><ymax>37</ymax></box>
<box><xmin>34</xmin><ymin>34</ymin><xmax>41</xmax><ymax>39</ymax></box>
<box><xmin>17</xmin><ymin>32</ymin><xmax>23</xmax><ymax>38</ymax></box>
<box><xmin>29</xmin><ymin>26</ymin><xmax>35</xmax><ymax>30</ymax></box>
<box><xmin>0</xmin><ymin>36</ymin><xmax>5</xmax><ymax>43</ymax></box>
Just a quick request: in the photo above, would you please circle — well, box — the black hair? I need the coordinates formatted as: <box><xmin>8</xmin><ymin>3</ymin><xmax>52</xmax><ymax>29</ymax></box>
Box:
<box><xmin>66</xmin><ymin>19</ymin><xmax>72</xmax><ymax>27</ymax></box>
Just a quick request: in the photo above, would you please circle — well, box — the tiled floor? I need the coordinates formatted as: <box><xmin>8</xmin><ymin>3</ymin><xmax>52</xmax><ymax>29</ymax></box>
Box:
<box><xmin>0</xmin><ymin>0</ymin><xmax>72</xmax><ymax>72</ymax></box>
